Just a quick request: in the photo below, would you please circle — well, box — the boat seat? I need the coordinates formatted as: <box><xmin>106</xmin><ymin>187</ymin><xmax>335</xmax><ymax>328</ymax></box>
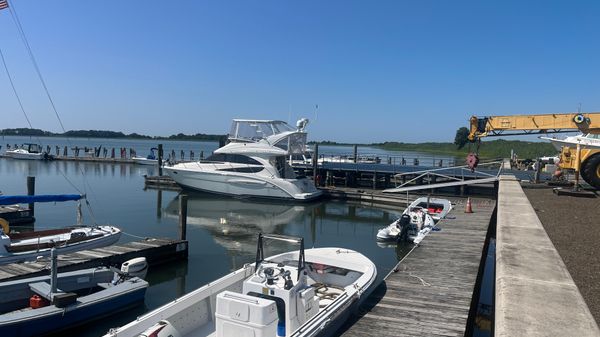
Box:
<box><xmin>29</xmin><ymin>281</ymin><xmax>63</xmax><ymax>301</ymax></box>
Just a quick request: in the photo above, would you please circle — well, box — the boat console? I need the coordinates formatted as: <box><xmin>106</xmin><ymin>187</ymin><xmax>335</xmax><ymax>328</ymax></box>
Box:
<box><xmin>215</xmin><ymin>234</ymin><xmax>319</xmax><ymax>337</ymax></box>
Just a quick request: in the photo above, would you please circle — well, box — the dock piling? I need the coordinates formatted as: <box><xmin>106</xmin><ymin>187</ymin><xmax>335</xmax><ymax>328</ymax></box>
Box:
<box><xmin>178</xmin><ymin>194</ymin><xmax>188</xmax><ymax>241</ymax></box>
<box><xmin>312</xmin><ymin>144</ymin><xmax>319</xmax><ymax>187</ymax></box>
<box><xmin>158</xmin><ymin>144</ymin><xmax>163</xmax><ymax>176</ymax></box>
<box><xmin>27</xmin><ymin>176</ymin><xmax>35</xmax><ymax>216</ymax></box>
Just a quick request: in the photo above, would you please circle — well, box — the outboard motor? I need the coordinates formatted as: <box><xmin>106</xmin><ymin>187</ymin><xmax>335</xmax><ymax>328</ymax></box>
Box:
<box><xmin>397</xmin><ymin>214</ymin><xmax>411</xmax><ymax>229</ymax></box>
<box><xmin>121</xmin><ymin>257</ymin><xmax>148</xmax><ymax>279</ymax></box>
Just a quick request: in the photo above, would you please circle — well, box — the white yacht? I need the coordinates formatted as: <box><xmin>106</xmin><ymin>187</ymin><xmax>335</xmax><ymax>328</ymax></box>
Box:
<box><xmin>164</xmin><ymin>119</ymin><xmax>322</xmax><ymax>201</ymax></box>
<box><xmin>4</xmin><ymin>143</ymin><xmax>47</xmax><ymax>160</ymax></box>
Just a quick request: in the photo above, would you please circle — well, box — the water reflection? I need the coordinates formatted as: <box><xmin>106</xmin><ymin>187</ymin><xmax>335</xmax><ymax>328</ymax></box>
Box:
<box><xmin>164</xmin><ymin>193</ymin><xmax>316</xmax><ymax>256</ymax></box>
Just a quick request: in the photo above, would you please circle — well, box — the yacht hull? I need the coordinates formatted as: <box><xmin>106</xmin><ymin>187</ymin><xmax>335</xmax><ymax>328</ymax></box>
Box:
<box><xmin>4</xmin><ymin>151</ymin><xmax>45</xmax><ymax>160</ymax></box>
<box><xmin>164</xmin><ymin>166</ymin><xmax>322</xmax><ymax>201</ymax></box>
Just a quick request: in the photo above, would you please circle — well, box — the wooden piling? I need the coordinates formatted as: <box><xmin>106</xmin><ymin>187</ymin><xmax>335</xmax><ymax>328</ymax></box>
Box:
<box><xmin>178</xmin><ymin>194</ymin><xmax>188</xmax><ymax>241</ymax></box>
<box><xmin>353</xmin><ymin>144</ymin><xmax>358</xmax><ymax>163</ymax></box>
<box><xmin>26</xmin><ymin>176</ymin><xmax>35</xmax><ymax>216</ymax></box>
<box><xmin>312</xmin><ymin>144</ymin><xmax>319</xmax><ymax>187</ymax></box>
<box><xmin>158</xmin><ymin>144</ymin><xmax>163</xmax><ymax>176</ymax></box>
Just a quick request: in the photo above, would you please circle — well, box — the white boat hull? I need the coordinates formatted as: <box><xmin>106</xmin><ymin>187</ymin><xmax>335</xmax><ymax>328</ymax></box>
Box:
<box><xmin>164</xmin><ymin>165</ymin><xmax>322</xmax><ymax>201</ymax></box>
<box><xmin>0</xmin><ymin>225</ymin><xmax>121</xmax><ymax>265</ymax></box>
<box><xmin>540</xmin><ymin>136</ymin><xmax>600</xmax><ymax>151</ymax></box>
<box><xmin>103</xmin><ymin>247</ymin><xmax>376</xmax><ymax>337</ymax></box>
<box><xmin>132</xmin><ymin>157</ymin><xmax>158</xmax><ymax>165</ymax></box>
<box><xmin>4</xmin><ymin>150</ymin><xmax>45</xmax><ymax>160</ymax></box>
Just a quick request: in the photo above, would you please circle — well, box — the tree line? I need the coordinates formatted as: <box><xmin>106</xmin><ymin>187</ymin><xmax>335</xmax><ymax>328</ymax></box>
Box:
<box><xmin>0</xmin><ymin>128</ymin><xmax>226</xmax><ymax>141</ymax></box>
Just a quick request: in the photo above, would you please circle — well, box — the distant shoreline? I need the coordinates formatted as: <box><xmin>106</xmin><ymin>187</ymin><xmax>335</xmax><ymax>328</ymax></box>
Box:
<box><xmin>2</xmin><ymin>128</ymin><xmax>557</xmax><ymax>159</ymax></box>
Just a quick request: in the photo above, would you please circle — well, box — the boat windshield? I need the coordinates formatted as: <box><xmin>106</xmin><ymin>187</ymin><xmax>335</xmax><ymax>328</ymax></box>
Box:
<box><xmin>229</xmin><ymin>120</ymin><xmax>295</xmax><ymax>142</ymax></box>
<box><xmin>583</xmin><ymin>133</ymin><xmax>600</xmax><ymax>139</ymax></box>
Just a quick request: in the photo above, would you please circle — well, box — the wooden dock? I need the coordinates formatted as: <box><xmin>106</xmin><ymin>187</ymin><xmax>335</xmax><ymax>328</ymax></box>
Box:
<box><xmin>0</xmin><ymin>238</ymin><xmax>188</xmax><ymax>282</ymax></box>
<box><xmin>341</xmin><ymin>199</ymin><xmax>495</xmax><ymax>337</ymax></box>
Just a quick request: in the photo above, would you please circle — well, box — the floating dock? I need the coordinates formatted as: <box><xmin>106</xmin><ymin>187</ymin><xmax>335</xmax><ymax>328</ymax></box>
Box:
<box><xmin>0</xmin><ymin>237</ymin><xmax>188</xmax><ymax>282</ymax></box>
<box><xmin>341</xmin><ymin>198</ymin><xmax>494</xmax><ymax>337</ymax></box>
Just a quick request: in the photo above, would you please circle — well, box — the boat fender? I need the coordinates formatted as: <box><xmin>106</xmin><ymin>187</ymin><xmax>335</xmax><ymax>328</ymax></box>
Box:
<box><xmin>0</xmin><ymin>218</ymin><xmax>9</xmax><ymax>234</ymax></box>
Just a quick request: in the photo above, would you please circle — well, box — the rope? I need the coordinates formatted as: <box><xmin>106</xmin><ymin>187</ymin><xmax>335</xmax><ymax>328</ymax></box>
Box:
<box><xmin>6</xmin><ymin>1</ymin><xmax>100</xmax><ymax>222</ymax></box>
<box><xmin>120</xmin><ymin>231</ymin><xmax>150</xmax><ymax>240</ymax></box>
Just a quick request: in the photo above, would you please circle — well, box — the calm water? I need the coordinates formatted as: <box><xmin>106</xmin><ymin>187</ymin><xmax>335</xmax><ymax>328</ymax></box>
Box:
<box><xmin>0</xmin><ymin>147</ymin><xmax>416</xmax><ymax>336</ymax></box>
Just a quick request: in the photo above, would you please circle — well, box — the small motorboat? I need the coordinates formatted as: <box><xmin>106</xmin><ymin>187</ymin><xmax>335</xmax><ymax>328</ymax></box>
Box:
<box><xmin>132</xmin><ymin>148</ymin><xmax>159</xmax><ymax>165</ymax></box>
<box><xmin>0</xmin><ymin>253</ymin><xmax>149</xmax><ymax>337</ymax></box>
<box><xmin>405</xmin><ymin>196</ymin><xmax>453</xmax><ymax>221</ymax></box>
<box><xmin>103</xmin><ymin>233</ymin><xmax>377</xmax><ymax>337</ymax></box>
<box><xmin>0</xmin><ymin>225</ymin><xmax>121</xmax><ymax>265</ymax></box>
<box><xmin>376</xmin><ymin>197</ymin><xmax>452</xmax><ymax>244</ymax></box>
<box><xmin>4</xmin><ymin>143</ymin><xmax>50</xmax><ymax>160</ymax></box>
<box><xmin>376</xmin><ymin>208</ymin><xmax>436</xmax><ymax>244</ymax></box>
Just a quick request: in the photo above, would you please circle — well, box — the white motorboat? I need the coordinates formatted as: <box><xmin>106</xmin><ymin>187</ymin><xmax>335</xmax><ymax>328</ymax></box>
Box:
<box><xmin>376</xmin><ymin>197</ymin><xmax>452</xmax><ymax>244</ymax></box>
<box><xmin>0</xmin><ymin>225</ymin><xmax>121</xmax><ymax>265</ymax></box>
<box><xmin>404</xmin><ymin>197</ymin><xmax>453</xmax><ymax>221</ymax></box>
<box><xmin>132</xmin><ymin>148</ymin><xmax>159</xmax><ymax>165</ymax></box>
<box><xmin>4</xmin><ymin>143</ymin><xmax>48</xmax><ymax>160</ymax></box>
<box><xmin>103</xmin><ymin>233</ymin><xmax>377</xmax><ymax>337</ymax></box>
<box><xmin>540</xmin><ymin>133</ymin><xmax>600</xmax><ymax>151</ymax></box>
<box><xmin>0</xmin><ymin>255</ymin><xmax>148</xmax><ymax>337</ymax></box>
<box><xmin>164</xmin><ymin>119</ymin><xmax>322</xmax><ymax>201</ymax></box>
<box><xmin>376</xmin><ymin>208</ymin><xmax>436</xmax><ymax>244</ymax></box>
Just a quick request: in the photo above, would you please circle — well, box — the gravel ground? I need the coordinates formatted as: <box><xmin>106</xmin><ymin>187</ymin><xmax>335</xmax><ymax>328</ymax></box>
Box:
<box><xmin>523</xmin><ymin>186</ymin><xmax>600</xmax><ymax>324</ymax></box>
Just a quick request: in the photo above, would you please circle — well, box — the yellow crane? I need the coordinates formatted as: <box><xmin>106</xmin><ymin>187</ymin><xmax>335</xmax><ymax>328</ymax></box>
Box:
<box><xmin>467</xmin><ymin>112</ymin><xmax>600</xmax><ymax>189</ymax></box>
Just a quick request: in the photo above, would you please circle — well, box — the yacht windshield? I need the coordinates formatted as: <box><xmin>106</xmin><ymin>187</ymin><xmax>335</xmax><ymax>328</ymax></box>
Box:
<box><xmin>229</xmin><ymin>120</ymin><xmax>295</xmax><ymax>142</ymax></box>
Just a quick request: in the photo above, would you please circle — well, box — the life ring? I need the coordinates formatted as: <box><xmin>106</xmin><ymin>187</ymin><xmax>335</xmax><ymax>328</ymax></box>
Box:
<box><xmin>573</xmin><ymin>114</ymin><xmax>586</xmax><ymax>124</ymax></box>
<box><xmin>0</xmin><ymin>218</ymin><xmax>9</xmax><ymax>234</ymax></box>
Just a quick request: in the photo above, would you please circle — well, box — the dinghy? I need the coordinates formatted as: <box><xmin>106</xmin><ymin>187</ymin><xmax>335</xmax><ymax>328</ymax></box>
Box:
<box><xmin>0</xmin><ymin>253</ymin><xmax>148</xmax><ymax>336</ymax></box>
<box><xmin>376</xmin><ymin>197</ymin><xmax>452</xmax><ymax>244</ymax></box>
<box><xmin>103</xmin><ymin>233</ymin><xmax>377</xmax><ymax>337</ymax></box>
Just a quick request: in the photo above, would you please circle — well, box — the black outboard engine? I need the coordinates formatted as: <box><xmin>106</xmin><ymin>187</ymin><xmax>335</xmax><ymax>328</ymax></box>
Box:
<box><xmin>396</xmin><ymin>214</ymin><xmax>411</xmax><ymax>242</ymax></box>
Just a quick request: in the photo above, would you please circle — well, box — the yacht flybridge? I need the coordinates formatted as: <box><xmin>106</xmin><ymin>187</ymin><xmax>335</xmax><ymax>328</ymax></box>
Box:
<box><xmin>104</xmin><ymin>233</ymin><xmax>377</xmax><ymax>337</ymax></box>
<box><xmin>164</xmin><ymin>118</ymin><xmax>322</xmax><ymax>201</ymax></box>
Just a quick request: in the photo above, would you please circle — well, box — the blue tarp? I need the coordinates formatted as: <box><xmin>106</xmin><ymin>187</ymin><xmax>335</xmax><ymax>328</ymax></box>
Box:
<box><xmin>0</xmin><ymin>194</ymin><xmax>82</xmax><ymax>205</ymax></box>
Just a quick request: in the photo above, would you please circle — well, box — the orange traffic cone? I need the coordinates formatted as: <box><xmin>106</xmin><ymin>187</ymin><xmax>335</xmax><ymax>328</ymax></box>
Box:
<box><xmin>465</xmin><ymin>197</ymin><xmax>473</xmax><ymax>213</ymax></box>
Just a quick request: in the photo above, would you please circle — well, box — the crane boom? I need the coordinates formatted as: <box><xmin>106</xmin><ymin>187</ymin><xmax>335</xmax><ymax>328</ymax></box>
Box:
<box><xmin>468</xmin><ymin>112</ymin><xmax>600</xmax><ymax>141</ymax></box>
<box><xmin>465</xmin><ymin>111</ymin><xmax>600</xmax><ymax>190</ymax></box>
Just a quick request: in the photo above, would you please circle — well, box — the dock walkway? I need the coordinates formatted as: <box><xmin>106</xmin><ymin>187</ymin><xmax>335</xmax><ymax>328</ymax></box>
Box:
<box><xmin>0</xmin><ymin>238</ymin><xmax>188</xmax><ymax>282</ymax></box>
<box><xmin>342</xmin><ymin>199</ymin><xmax>494</xmax><ymax>337</ymax></box>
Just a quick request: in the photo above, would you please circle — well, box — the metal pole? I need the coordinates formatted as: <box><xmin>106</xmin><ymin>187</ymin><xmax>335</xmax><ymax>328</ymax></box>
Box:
<box><xmin>158</xmin><ymin>144</ymin><xmax>163</xmax><ymax>176</ymax></box>
<box><xmin>27</xmin><ymin>176</ymin><xmax>35</xmax><ymax>216</ymax></box>
<box><xmin>179</xmin><ymin>194</ymin><xmax>188</xmax><ymax>241</ymax></box>
<box><xmin>312</xmin><ymin>144</ymin><xmax>319</xmax><ymax>187</ymax></box>
<box><xmin>353</xmin><ymin>145</ymin><xmax>358</xmax><ymax>163</ymax></box>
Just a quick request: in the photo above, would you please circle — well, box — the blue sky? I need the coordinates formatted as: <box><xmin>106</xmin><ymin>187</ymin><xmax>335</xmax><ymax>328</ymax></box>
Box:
<box><xmin>0</xmin><ymin>1</ymin><xmax>599</xmax><ymax>143</ymax></box>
